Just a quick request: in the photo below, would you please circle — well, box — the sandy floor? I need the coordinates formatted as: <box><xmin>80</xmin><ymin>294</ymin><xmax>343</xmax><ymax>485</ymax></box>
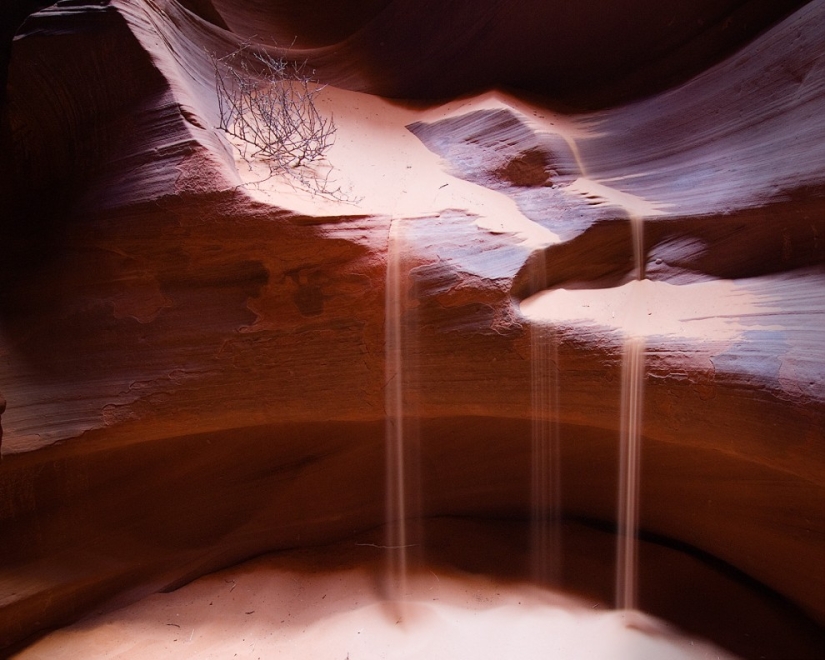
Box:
<box><xmin>14</xmin><ymin>551</ymin><xmax>737</xmax><ymax>660</ymax></box>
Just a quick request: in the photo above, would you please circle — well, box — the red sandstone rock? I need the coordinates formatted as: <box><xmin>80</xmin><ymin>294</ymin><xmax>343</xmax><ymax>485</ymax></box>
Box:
<box><xmin>0</xmin><ymin>0</ymin><xmax>822</xmax><ymax>657</ymax></box>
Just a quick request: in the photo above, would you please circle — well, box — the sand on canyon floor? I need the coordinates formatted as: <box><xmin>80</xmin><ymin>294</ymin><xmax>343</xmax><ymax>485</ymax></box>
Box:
<box><xmin>14</xmin><ymin>548</ymin><xmax>736</xmax><ymax>660</ymax></box>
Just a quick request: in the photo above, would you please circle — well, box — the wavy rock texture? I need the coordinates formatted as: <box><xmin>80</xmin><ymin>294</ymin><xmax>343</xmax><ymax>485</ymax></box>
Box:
<box><xmin>0</xmin><ymin>0</ymin><xmax>823</xmax><ymax>658</ymax></box>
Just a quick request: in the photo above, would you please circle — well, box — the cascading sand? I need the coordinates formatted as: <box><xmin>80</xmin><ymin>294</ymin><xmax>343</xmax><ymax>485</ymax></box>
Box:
<box><xmin>384</xmin><ymin>219</ymin><xmax>422</xmax><ymax>607</ymax></box>
<box><xmin>616</xmin><ymin>334</ymin><xmax>644</xmax><ymax>609</ymax></box>
<box><xmin>530</xmin><ymin>323</ymin><xmax>562</xmax><ymax>584</ymax></box>
<box><xmin>616</xmin><ymin>214</ymin><xmax>646</xmax><ymax>610</ymax></box>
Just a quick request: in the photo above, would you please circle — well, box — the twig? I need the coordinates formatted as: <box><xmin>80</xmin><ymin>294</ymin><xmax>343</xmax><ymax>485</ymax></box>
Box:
<box><xmin>210</xmin><ymin>43</ymin><xmax>345</xmax><ymax>200</ymax></box>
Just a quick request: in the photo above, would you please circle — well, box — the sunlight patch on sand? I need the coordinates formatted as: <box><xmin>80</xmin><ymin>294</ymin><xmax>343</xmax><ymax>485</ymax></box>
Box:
<box><xmin>225</xmin><ymin>87</ymin><xmax>566</xmax><ymax>248</ymax></box>
<box><xmin>520</xmin><ymin>279</ymin><xmax>773</xmax><ymax>342</ymax></box>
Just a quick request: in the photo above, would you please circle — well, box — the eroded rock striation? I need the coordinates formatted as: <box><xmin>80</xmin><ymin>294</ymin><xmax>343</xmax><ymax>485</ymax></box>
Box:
<box><xmin>0</xmin><ymin>0</ymin><xmax>823</xmax><ymax>657</ymax></box>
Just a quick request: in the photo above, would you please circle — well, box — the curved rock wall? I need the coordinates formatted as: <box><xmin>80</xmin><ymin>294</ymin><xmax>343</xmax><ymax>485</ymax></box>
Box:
<box><xmin>0</xmin><ymin>0</ymin><xmax>822</xmax><ymax>656</ymax></box>
<box><xmin>207</xmin><ymin>0</ymin><xmax>809</xmax><ymax>106</ymax></box>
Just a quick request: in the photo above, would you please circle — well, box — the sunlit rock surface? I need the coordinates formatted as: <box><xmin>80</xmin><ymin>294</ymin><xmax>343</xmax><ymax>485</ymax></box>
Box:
<box><xmin>0</xmin><ymin>0</ymin><xmax>823</xmax><ymax>657</ymax></box>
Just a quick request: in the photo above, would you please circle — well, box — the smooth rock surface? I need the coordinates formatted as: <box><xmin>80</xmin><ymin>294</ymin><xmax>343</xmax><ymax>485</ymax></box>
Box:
<box><xmin>0</xmin><ymin>0</ymin><xmax>823</xmax><ymax>657</ymax></box>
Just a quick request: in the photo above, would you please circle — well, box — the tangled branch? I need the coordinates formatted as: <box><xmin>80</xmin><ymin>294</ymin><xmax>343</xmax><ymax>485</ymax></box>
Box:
<box><xmin>212</xmin><ymin>45</ymin><xmax>341</xmax><ymax>195</ymax></box>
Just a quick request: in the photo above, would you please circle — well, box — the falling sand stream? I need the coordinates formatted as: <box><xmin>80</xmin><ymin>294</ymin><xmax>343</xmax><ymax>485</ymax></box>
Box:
<box><xmin>563</xmin><ymin>141</ymin><xmax>648</xmax><ymax>610</ymax></box>
<box><xmin>386</xmin><ymin>123</ymin><xmax>649</xmax><ymax>613</ymax></box>
<box><xmin>530</xmin><ymin>253</ymin><xmax>563</xmax><ymax>585</ymax></box>
<box><xmin>616</xmin><ymin>215</ymin><xmax>646</xmax><ymax>610</ymax></box>
<box><xmin>385</xmin><ymin>218</ymin><xmax>408</xmax><ymax>602</ymax></box>
<box><xmin>384</xmin><ymin>218</ymin><xmax>421</xmax><ymax>606</ymax></box>
<box><xmin>529</xmin><ymin>135</ymin><xmax>648</xmax><ymax>607</ymax></box>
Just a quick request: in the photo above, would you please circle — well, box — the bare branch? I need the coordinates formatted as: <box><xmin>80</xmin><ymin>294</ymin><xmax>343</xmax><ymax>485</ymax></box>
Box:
<box><xmin>211</xmin><ymin>44</ymin><xmax>345</xmax><ymax>198</ymax></box>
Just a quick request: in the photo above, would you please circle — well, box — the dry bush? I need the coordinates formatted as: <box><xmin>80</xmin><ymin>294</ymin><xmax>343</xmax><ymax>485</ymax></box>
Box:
<box><xmin>212</xmin><ymin>45</ymin><xmax>343</xmax><ymax>197</ymax></box>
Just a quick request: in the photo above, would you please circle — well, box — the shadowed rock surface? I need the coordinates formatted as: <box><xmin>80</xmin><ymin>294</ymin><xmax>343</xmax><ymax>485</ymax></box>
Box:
<box><xmin>0</xmin><ymin>0</ymin><xmax>823</xmax><ymax>658</ymax></box>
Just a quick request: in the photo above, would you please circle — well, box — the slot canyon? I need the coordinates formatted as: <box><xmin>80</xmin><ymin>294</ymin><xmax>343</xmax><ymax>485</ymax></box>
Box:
<box><xmin>0</xmin><ymin>0</ymin><xmax>823</xmax><ymax>658</ymax></box>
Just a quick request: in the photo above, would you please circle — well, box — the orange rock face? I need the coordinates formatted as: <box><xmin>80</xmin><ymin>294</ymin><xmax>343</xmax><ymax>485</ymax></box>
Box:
<box><xmin>0</xmin><ymin>0</ymin><xmax>823</xmax><ymax>657</ymax></box>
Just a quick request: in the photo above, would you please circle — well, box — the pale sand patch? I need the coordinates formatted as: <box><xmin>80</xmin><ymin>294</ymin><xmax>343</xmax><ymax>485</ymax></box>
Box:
<box><xmin>14</xmin><ymin>561</ymin><xmax>736</xmax><ymax>660</ymax></box>
<box><xmin>224</xmin><ymin>83</ymin><xmax>674</xmax><ymax>250</ymax></box>
<box><xmin>566</xmin><ymin>177</ymin><xmax>670</xmax><ymax>217</ymax></box>
<box><xmin>519</xmin><ymin>279</ymin><xmax>772</xmax><ymax>341</ymax></box>
<box><xmin>224</xmin><ymin>87</ymin><xmax>576</xmax><ymax>247</ymax></box>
